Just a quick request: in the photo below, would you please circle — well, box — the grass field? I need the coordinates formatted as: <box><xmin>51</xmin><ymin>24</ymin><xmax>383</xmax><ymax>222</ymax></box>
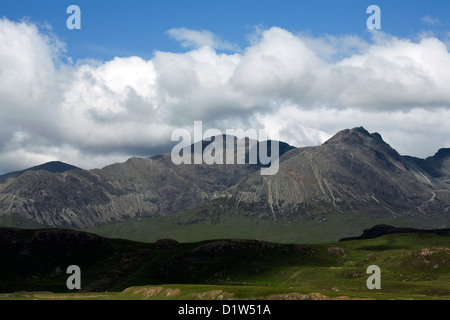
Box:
<box><xmin>0</xmin><ymin>215</ymin><xmax>47</xmax><ymax>230</ymax></box>
<box><xmin>84</xmin><ymin>205</ymin><xmax>425</xmax><ymax>244</ymax></box>
<box><xmin>1</xmin><ymin>231</ymin><xmax>449</xmax><ymax>300</ymax></box>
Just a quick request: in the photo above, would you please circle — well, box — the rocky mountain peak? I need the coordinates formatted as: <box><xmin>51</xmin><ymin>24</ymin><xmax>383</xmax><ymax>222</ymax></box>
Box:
<box><xmin>433</xmin><ymin>148</ymin><xmax>450</xmax><ymax>160</ymax></box>
<box><xmin>323</xmin><ymin>126</ymin><xmax>403</xmax><ymax>162</ymax></box>
<box><xmin>324</xmin><ymin>127</ymin><xmax>384</xmax><ymax>146</ymax></box>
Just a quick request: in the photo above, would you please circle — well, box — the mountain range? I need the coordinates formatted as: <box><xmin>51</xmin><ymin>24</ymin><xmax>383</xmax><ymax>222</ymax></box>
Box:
<box><xmin>0</xmin><ymin>127</ymin><xmax>449</xmax><ymax>240</ymax></box>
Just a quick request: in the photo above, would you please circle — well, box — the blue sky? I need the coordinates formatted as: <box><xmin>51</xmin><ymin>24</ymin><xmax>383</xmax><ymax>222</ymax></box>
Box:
<box><xmin>1</xmin><ymin>0</ymin><xmax>449</xmax><ymax>61</ymax></box>
<box><xmin>0</xmin><ymin>0</ymin><xmax>449</xmax><ymax>173</ymax></box>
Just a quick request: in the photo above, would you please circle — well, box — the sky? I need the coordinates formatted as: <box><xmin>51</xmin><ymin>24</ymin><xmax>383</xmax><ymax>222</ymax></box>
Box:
<box><xmin>0</xmin><ymin>0</ymin><xmax>449</xmax><ymax>173</ymax></box>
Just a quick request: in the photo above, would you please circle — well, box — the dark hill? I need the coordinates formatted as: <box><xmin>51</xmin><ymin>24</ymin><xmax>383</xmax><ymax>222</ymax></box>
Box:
<box><xmin>0</xmin><ymin>227</ymin><xmax>313</xmax><ymax>293</ymax></box>
<box><xmin>0</xmin><ymin>161</ymin><xmax>81</xmax><ymax>184</ymax></box>
<box><xmin>0</xmin><ymin>227</ymin><xmax>150</xmax><ymax>293</ymax></box>
<box><xmin>340</xmin><ymin>224</ymin><xmax>450</xmax><ymax>241</ymax></box>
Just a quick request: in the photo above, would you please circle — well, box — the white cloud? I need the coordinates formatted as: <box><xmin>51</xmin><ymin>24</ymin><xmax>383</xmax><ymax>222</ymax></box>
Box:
<box><xmin>297</xmin><ymin>33</ymin><xmax>370</xmax><ymax>62</ymax></box>
<box><xmin>167</xmin><ymin>28</ymin><xmax>239</xmax><ymax>51</ymax></box>
<box><xmin>421</xmin><ymin>15</ymin><xmax>442</xmax><ymax>26</ymax></box>
<box><xmin>1</xmin><ymin>20</ymin><xmax>450</xmax><ymax>174</ymax></box>
<box><xmin>231</xmin><ymin>27</ymin><xmax>327</xmax><ymax>105</ymax></box>
<box><xmin>332</xmin><ymin>34</ymin><xmax>450</xmax><ymax>109</ymax></box>
<box><xmin>444</xmin><ymin>32</ymin><xmax>450</xmax><ymax>51</ymax></box>
<box><xmin>0</xmin><ymin>19</ymin><xmax>61</xmax><ymax>111</ymax></box>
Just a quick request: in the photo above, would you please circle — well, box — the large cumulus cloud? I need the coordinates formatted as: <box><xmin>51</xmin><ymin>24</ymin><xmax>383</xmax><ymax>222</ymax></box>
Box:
<box><xmin>0</xmin><ymin>18</ymin><xmax>449</xmax><ymax>173</ymax></box>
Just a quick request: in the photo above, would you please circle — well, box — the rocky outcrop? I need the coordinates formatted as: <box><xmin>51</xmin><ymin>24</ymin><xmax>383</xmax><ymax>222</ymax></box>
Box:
<box><xmin>154</xmin><ymin>239</ymin><xmax>179</xmax><ymax>250</ymax></box>
<box><xmin>190</xmin><ymin>239</ymin><xmax>316</xmax><ymax>255</ymax></box>
<box><xmin>327</xmin><ymin>247</ymin><xmax>347</xmax><ymax>257</ymax></box>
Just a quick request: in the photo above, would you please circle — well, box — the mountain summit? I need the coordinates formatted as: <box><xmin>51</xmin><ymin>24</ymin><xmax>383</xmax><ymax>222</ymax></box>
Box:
<box><xmin>0</xmin><ymin>161</ymin><xmax>81</xmax><ymax>184</ymax></box>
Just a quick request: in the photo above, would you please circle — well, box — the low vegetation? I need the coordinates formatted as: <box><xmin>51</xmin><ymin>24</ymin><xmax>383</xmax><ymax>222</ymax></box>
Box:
<box><xmin>0</xmin><ymin>227</ymin><xmax>449</xmax><ymax>300</ymax></box>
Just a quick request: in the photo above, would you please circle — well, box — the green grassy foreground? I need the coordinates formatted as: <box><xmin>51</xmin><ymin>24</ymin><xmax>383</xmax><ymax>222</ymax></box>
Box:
<box><xmin>85</xmin><ymin>205</ymin><xmax>422</xmax><ymax>244</ymax></box>
<box><xmin>1</xmin><ymin>232</ymin><xmax>449</xmax><ymax>300</ymax></box>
